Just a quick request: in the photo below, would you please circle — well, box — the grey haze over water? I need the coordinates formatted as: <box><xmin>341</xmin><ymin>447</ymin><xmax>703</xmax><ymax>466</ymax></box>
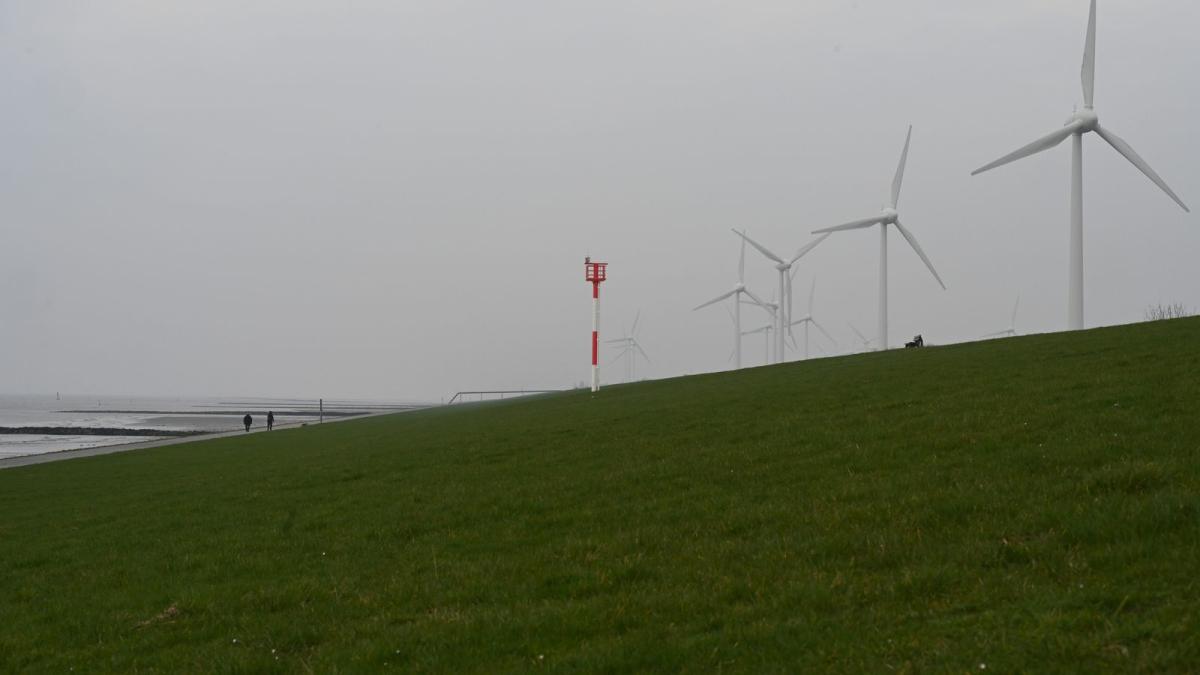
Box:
<box><xmin>2</xmin><ymin>1</ymin><xmax>1196</xmax><ymax>401</ymax></box>
<box><xmin>0</xmin><ymin>393</ymin><xmax>320</xmax><ymax>458</ymax></box>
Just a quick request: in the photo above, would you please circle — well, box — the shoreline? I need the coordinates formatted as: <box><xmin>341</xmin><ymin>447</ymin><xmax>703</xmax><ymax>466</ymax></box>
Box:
<box><xmin>0</xmin><ymin>408</ymin><xmax>421</xmax><ymax>471</ymax></box>
<box><xmin>0</xmin><ymin>426</ymin><xmax>204</xmax><ymax>437</ymax></box>
<box><xmin>53</xmin><ymin>409</ymin><xmax>370</xmax><ymax>417</ymax></box>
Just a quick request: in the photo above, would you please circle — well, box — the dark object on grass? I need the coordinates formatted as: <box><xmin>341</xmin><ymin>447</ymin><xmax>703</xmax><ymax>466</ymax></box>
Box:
<box><xmin>267</xmin><ymin>411</ymin><xmax>275</xmax><ymax>431</ymax></box>
<box><xmin>905</xmin><ymin>335</ymin><xmax>924</xmax><ymax>348</ymax></box>
<box><xmin>243</xmin><ymin>414</ymin><xmax>252</xmax><ymax>432</ymax></box>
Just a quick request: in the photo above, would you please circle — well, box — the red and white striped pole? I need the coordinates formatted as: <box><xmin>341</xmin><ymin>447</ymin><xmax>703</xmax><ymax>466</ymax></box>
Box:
<box><xmin>591</xmin><ymin>280</ymin><xmax>600</xmax><ymax>392</ymax></box>
<box><xmin>585</xmin><ymin>258</ymin><xmax>608</xmax><ymax>393</ymax></box>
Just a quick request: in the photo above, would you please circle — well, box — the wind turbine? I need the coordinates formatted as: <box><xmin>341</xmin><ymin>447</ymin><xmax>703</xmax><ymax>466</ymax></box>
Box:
<box><xmin>788</xmin><ymin>278</ymin><xmax>835</xmax><ymax>359</ymax></box>
<box><xmin>848</xmin><ymin>322</ymin><xmax>875</xmax><ymax>353</ymax></box>
<box><xmin>694</xmin><ymin>231</ymin><xmax>770</xmax><ymax>369</ymax></box>
<box><xmin>605</xmin><ymin>311</ymin><xmax>650</xmax><ymax>382</ymax></box>
<box><xmin>971</xmin><ymin>0</ymin><xmax>1188</xmax><ymax>331</ymax></box>
<box><xmin>982</xmin><ymin>296</ymin><xmax>1021</xmax><ymax>339</ymax></box>
<box><xmin>813</xmin><ymin>126</ymin><xmax>946</xmax><ymax>350</ymax></box>
<box><xmin>741</xmin><ymin>323</ymin><xmax>774</xmax><ymax>366</ymax></box>
<box><xmin>733</xmin><ymin>230</ymin><xmax>830</xmax><ymax>364</ymax></box>
<box><xmin>742</xmin><ymin>290</ymin><xmax>783</xmax><ymax>364</ymax></box>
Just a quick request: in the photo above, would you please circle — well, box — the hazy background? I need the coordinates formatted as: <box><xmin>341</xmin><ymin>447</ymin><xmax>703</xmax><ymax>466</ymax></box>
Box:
<box><xmin>2</xmin><ymin>0</ymin><xmax>1196</xmax><ymax>400</ymax></box>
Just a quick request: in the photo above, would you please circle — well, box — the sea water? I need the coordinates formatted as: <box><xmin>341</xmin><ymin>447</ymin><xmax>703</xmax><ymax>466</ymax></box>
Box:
<box><xmin>0</xmin><ymin>394</ymin><xmax>343</xmax><ymax>459</ymax></box>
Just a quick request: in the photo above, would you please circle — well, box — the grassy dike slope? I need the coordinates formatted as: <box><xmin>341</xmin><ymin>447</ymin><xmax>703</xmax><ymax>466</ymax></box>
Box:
<box><xmin>2</xmin><ymin>319</ymin><xmax>1199</xmax><ymax>673</ymax></box>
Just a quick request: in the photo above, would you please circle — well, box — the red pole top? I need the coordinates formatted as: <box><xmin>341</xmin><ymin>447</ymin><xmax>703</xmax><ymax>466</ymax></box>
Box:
<box><xmin>585</xmin><ymin>260</ymin><xmax>608</xmax><ymax>283</ymax></box>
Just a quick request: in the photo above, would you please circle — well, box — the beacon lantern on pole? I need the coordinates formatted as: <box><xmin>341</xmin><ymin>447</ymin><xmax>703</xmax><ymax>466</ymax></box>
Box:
<box><xmin>584</xmin><ymin>257</ymin><xmax>608</xmax><ymax>393</ymax></box>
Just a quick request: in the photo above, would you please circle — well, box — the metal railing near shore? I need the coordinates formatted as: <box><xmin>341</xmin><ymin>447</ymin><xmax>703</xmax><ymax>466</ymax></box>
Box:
<box><xmin>447</xmin><ymin>390</ymin><xmax>562</xmax><ymax>405</ymax></box>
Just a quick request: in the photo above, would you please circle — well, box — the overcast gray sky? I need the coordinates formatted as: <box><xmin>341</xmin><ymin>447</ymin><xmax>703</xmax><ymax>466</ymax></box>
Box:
<box><xmin>2</xmin><ymin>0</ymin><xmax>1196</xmax><ymax>401</ymax></box>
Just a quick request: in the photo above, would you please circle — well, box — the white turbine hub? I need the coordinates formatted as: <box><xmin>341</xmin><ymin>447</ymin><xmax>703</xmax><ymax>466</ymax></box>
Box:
<box><xmin>1072</xmin><ymin>108</ymin><xmax>1099</xmax><ymax>131</ymax></box>
<box><xmin>880</xmin><ymin>207</ymin><xmax>899</xmax><ymax>223</ymax></box>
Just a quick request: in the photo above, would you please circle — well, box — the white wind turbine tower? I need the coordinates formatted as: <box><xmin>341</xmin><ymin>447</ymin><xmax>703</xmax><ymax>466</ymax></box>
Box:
<box><xmin>982</xmin><ymin>297</ymin><xmax>1021</xmax><ymax>340</ymax></box>
<box><xmin>606</xmin><ymin>311</ymin><xmax>650</xmax><ymax>382</ymax></box>
<box><xmin>971</xmin><ymin>0</ymin><xmax>1188</xmax><ymax>331</ymax></box>
<box><xmin>813</xmin><ymin>127</ymin><xmax>946</xmax><ymax>350</ymax></box>
<box><xmin>694</xmin><ymin>231</ymin><xmax>770</xmax><ymax>369</ymax></box>
<box><xmin>733</xmin><ymin>230</ymin><xmax>830</xmax><ymax>364</ymax></box>
<box><xmin>788</xmin><ymin>278</ymin><xmax>835</xmax><ymax>359</ymax></box>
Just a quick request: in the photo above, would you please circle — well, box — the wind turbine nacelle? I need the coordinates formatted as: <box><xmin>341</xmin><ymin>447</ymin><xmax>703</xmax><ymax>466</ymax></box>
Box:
<box><xmin>1071</xmin><ymin>108</ymin><xmax>1099</xmax><ymax>131</ymax></box>
<box><xmin>880</xmin><ymin>207</ymin><xmax>899</xmax><ymax>222</ymax></box>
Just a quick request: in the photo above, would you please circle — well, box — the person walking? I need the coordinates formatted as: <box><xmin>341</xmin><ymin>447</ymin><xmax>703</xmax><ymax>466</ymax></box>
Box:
<box><xmin>243</xmin><ymin>414</ymin><xmax>253</xmax><ymax>432</ymax></box>
<box><xmin>267</xmin><ymin>411</ymin><xmax>275</xmax><ymax>431</ymax></box>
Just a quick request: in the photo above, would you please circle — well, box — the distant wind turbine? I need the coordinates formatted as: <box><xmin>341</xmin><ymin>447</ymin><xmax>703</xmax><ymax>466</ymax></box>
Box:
<box><xmin>788</xmin><ymin>278</ymin><xmax>835</xmax><ymax>359</ymax></box>
<box><xmin>606</xmin><ymin>311</ymin><xmax>650</xmax><ymax>382</ymax></box>
<box><xmin>971</xmin><ymin>0</ymin><xmax>1188</xmax><ymax>331</ymax></box>
<box><xmin>741</xmin><ymin>323</ymin><xmax>774</xmax><ymax>366</ymax></box>
<box><xmin>848</xmin><ymin>322</ymin><xmax>875</xmax><ymax>353</ymax></box>
<box><xmin>733</xmin><ymin>230</ymin><xmax>830</xmax><ymax>364</ymax></box>
<box><xmin>982</xmin><ymin>297</ymin><xmax>1021</xmax><ymax>339</ymax></box>
<box><xmin>742</xmin><ymin>291</ymin><xmax>783</xmax><ymax>364</ymax></box>
<box><xmin>813</xmin><ymin>126</ymin><xmax>946</xmax><ymax>350</ymax></box>
<box><xmin>694</xmin><ymin>231</ymin><xmax>770</xmax><ymax>369</ymax></box>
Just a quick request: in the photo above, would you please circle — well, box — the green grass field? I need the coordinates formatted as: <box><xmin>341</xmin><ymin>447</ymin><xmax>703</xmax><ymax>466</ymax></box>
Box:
<box><xmin>3</xmin><ymin>318</ymin><xmax>1199</xmax><ymax>672</ymax></box>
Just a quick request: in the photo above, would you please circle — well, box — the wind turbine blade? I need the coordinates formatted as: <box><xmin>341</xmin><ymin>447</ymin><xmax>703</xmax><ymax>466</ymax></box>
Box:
<box><xmin>630</xmin><ymin>310</ymin><xmax>640</xmax><ymax>336</ymax></box>
<box><xmin>813</xmin><ymin>216</ymin><xmax>887</xmax><ymax>235</ymax></box>
<box><xmin>1082</xmin><ymin>0</ymin><xmax>1096</xmax><ymax>108</ymax></box>
<box><xmin>971</xmin><ymin>123</ymin><xmax>1081</xmax><ymax>176</ymax></box>
<box><xmin>894</xmin><ymin>220</ymin><xmax>946</xmax><ymax>290</ymax></box>
<box><xmin>634</xmin><ymin>341</ymin><xmax>651</xmax><ymax>364</ymax></box>
<box><xmin>732</xmin><ymin>229</ymin><xmax>784</xmax><ymax>264</ymax></box>
<box><xmin>693</xmin><ymin>289</ymin><xmax>737</xmax><ymax>311</ymax></box>
<box><xmin>742</xmin><ymin>287</ymin><xmax>769</xmax><ymax>310</ymax></box>
<box><xmin>737</xmin><ymin>231</ymin><xmax>746</xmax><ymax>283</ymax></box>
<box><xmin>608</xmin><ymin>349</ymin><xmax>628</xmax><ymax>365</ymax></box>
<box><xmin>848</xmin><ymin>322</ymin><xmax>867</xmax><ymax>343</ymax></box>
<box><xmin>891</xmin><ymin>125</ymin><xmax>913</xmax><ymax>208</ymax></box>
<box><xmin>789</xmin><ymin>232</ymin><xmax>831</xmax><ymax>264</ymax></box>
<box><xmin>812</xmin><ymin>318</ymin><xmax>835</xmax><ymax>344</ymax></box>
<box><xmin>1095</xmin><ymin>125</ymin><xmax>1190</xmax><ymax>212</ymax></box>
<box><xmin>603</xmin><ymin>338</ymin><xmax>627</xmax><ymax>344</ymax></box>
